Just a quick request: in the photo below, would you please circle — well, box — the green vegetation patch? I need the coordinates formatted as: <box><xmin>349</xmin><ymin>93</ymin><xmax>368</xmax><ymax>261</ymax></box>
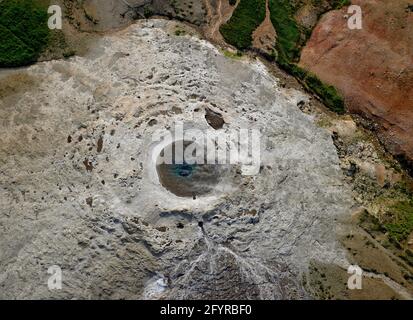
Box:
<box><xmin>357</xmin><ymin>183</ymin><xmax>413</xmax><ymax>267</ymax></box>
<box><xmin>221</xmin><ymin>49</ymin><xmax>243</xmax><ymax>59</ymax></box>
<box><xmin>304</xmin><ymin>72</ymin><xmax>345</xmax><ymax>114</ymax></box>
<box><xmin>268</xmin><ymin>0</ymin><xmax>301</xmax><ymax>62</ymax></box>
<box><xmin>284</xmin><ymin>63</ymin><xmax>345</xmax><ymax>114</ymax></box>
<box><xmin>384</xmin><ymin>201</ymin><xmax>413</xmax><ymax>243</ymax></box>
<box><xmin>220</xmin><ymin>0</ymin><xmax>266</xmax><ymax>50</ymax></box>
<box><xmin>0</xmin><ymin>0</ymin><xmax>50</xmax><ymax>67</ymax></box>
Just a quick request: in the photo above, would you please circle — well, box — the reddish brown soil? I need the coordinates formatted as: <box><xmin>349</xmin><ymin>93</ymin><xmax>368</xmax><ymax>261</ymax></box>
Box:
<box><xmin>300</xmin><ymin>0</ymin><xmax>413</xmax><ymax>166</ymax></box>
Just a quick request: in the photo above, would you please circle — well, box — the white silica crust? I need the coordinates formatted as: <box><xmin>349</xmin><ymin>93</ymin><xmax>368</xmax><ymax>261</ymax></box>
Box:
<box><xmin>0</xmin><ymin>20</ymin><xmax>352</xmax><ymax>299</ymax></box>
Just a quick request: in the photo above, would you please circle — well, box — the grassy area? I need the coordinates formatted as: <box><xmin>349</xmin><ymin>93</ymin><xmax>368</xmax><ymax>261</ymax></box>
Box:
<box><xmin>268</xmin><ymin>0</ymin><xmax>301</xmax><ymax>62</ymax></box>
<box><xmin>0</xmin><ymin>0</ymin><xmax>50</xmax><ymax>67</ymax></box>
<box><xmin>357</xmin><ymin>177</ymin><xmax>413</xmax><ymax>263</ymax></box>
<box><xmin>304</xmin><ymin>72</ymin><xmax>345</xmax><ymax>114</ymax></box>
<box><xmin>384</xmin><ymin>201</ymin><xmax>413</xmax><ymax>243</ymax></box>
<box><xmin>357</xmin><ymin>198</ymin><xmax>413</xmax><ymax>268</ymax></box>
<box><xmin>280</xmin><ymin>62</ymin><xmax>345</xmax><ymax>114</ymax></box>
<box><xmin>220</xmin><ymin>0</ymin><xmax>266</xmax><ymax>50</ymax></box>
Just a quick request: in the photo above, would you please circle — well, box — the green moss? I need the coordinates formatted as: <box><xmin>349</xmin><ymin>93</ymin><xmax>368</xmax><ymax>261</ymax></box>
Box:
<box><xmin>0</xmin><ymin>0</ymin><xmax>50</xmax><ymax>67</ymax></box>
<box><xmin>220</xmin><ymin>0</ymin><xmax>266</xmax><ymax>50</ymax></box>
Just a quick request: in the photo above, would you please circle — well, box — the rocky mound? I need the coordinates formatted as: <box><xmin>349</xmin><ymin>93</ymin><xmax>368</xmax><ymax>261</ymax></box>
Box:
<box><xmin>0</xmin><ymin>20</ymin><xmax>352</xmax><ymax>299</ymax></box>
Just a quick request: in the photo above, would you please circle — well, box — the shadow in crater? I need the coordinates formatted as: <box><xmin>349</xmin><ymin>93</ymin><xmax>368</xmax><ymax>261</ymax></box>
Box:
<box><xmin>156</xmin><ymin>140</ymin><xmax>226</xmax><ymax>198</ymax></box>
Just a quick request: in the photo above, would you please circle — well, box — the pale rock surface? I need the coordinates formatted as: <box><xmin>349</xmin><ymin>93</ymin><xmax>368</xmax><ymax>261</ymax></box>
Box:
<box><xmin>0</xmin><ymin>20</ymin><xmax>352</xmax><ymax>299</ymax></box>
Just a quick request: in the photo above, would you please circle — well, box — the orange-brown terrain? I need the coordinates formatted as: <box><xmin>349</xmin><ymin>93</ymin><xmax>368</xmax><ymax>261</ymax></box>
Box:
<box><xmin>300</xmin><ymin>0</ymin><xmax>413</xmax><ymax>170</ymax></box>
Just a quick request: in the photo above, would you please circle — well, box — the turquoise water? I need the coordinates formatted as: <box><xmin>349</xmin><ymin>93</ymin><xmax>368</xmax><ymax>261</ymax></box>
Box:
<box><xmin>171</xmin><ymin>163</ymin><xmax>196</xmax><ymax>178</ymax></box>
